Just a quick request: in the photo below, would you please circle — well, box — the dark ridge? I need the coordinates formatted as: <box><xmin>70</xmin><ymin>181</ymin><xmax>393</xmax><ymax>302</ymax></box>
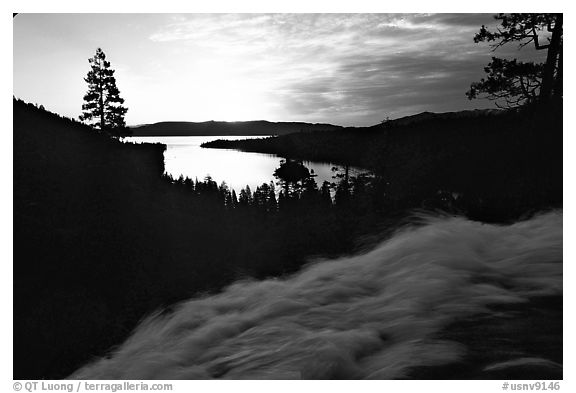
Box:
<box><xmin>203</xmin><ymin>103</ymin><xmax>562</xmax><ymax>222</ymax></box>
<box><xmin>379</xmin><ymin>108</ymin><xmax>506</xmax><ymax>127</ymax></box>
<box><xmin>14</xmin><ymin>98</ymin><xmax>562</xmax><ymax>379</ymax></box>
<box><xmin>130</xmin><ymin>120</ymin><xmax>343</xmax><ymax>136</ymax></box>
<box><xmin>13</xmin><ymin>99</ymin><xmax>375</xmax><ymax>379</ymax></box>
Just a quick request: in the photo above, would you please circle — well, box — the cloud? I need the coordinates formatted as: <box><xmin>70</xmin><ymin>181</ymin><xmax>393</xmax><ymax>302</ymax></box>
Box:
<box><xmin>149</xmin><ymin>14</ymin><xmax>548</xmax><ymax>125</ymax></box>
<box><xmin>16</xmin><ymin>13</ymin><xmax>548</xmax><ymax>126</ymax></box>
<box><xmin>268</xmin><ymin>14</ymin><xmax>547</xmax><ymax>125</ymax></box>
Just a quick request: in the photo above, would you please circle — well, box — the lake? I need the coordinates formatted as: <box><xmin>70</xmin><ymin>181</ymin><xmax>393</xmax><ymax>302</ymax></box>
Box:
<box><xmin>124</xmin><ymin>136</ymin><xmax>354</xmax><ymax>193</ymax></box>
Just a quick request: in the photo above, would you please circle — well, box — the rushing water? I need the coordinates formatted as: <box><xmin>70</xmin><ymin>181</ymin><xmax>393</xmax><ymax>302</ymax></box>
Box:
<box><xmin>124</xmin><ymin>136</ymin><xmax>356</xmax><ymax>193</ymax></box>
<box><xmin>70</xmin><ymin>211</ymin><xmax>562</xmax><ymax>379</ymax></box>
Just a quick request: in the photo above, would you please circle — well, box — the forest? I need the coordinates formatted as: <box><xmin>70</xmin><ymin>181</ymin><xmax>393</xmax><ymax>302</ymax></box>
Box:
<box><xmin>203</xmin><ymin>102</ymin><xmax>562</xmax><ymax>222</ymax></box>
<box><xmin>13</xmin><ymin>98</ymin><xmax>400</xmax><ymax>379</ymax></box>
<box><xmin>13</xmin><ymin>94</ymin><xmax>562</xmax><ymax>379</ymax></box>
<box><xmin>13</xmin><ymin>11</ymin><xmax>565</xmax><ymax>381</ymax></box>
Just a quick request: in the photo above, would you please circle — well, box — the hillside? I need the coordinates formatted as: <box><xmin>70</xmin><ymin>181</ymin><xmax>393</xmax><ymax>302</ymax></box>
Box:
<box><xmin>203</xmin><ymin>104</ymin><xmax>562</xmax><ymax>221</ymax></box>
<box><xmin>12</xmin><ymin>100</ymin><xmax>367</xmax><ymax>379</ymax></box>
<box><xmin>13</xmin><ymin>98</ymin><xmax>562</xmax><ymax>380</ymax></box>
<box><xmin>130</xmin><ymin>120</ymin><xmax>343</xmax><ymax>136</ymax></box>
<box><xmin>383</xmin><ymin>108</ymin><xmax>505</xmax><ymax>127</ymax></box>
<box><xmin>14</xmin><ymin>100</ymin><xmax>171</xmax><ymax>378</ymax></box>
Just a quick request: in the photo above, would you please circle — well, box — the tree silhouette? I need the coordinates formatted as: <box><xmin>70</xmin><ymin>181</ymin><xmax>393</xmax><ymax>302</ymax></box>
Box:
<box><xmin>467</xmin><ymin>13</ymin><xmax>562</xmax><ymax>107</ymax></box>
<box><xmin>267</xmin><ymin>181</ymin><xmax>278</xmax><ymax>212</ymax></box>
<box><xmin>80</xmin><ymin>48</ymin><xmax>128</xmax><ymax>134</ymax></box>
<box><xmin>248</xmin><ymin>182</ymin><xmax>277</xmax><ymax>213</ymax></box>
<box><xmin>253</xmin><ymin>183</ymin><xmax>268</xmax><ymax>209</ymax></box>
<box><xmin>467</xmin><ymin>58</ymin><xmax>544</xmax><ymax>108</ymax></box>
<box><xmin>320</xmin><ymin>181</ymin><xmax>333</xmax><ymax>208</ymax></box>
<box><xmin>273</xmin><ymin>159</ymin><xmax>312</xmax><ymax>198</ymax></box>
<box><xmin>238</xmin><ymin>186</ymin><xmax>253</xmax><ymax>207</ymax></box>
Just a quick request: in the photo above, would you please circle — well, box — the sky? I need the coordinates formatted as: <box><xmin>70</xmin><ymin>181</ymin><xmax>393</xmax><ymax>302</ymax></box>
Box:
<box><xmin>13</xmin><ymin>13</ymin><xmax>548</xmax><ymax>127</ymax></box>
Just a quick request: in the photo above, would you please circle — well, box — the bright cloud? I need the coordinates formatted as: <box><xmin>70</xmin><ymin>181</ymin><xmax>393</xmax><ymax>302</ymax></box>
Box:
<box><xmin>14</xmin><ymin>14</ymin><xmax>547</xmax><ymax>126</ymax></box>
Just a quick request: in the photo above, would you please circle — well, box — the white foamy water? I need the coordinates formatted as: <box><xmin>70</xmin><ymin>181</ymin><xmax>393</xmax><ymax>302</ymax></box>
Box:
<box><xmin>70</xmin><ymin>211</ymin><xmax>562</xmax><ymax>379</ymax></box>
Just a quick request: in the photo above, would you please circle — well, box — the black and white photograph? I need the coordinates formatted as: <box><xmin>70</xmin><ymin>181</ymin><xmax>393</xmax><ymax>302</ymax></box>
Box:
<box><xmin>12</xmin><ymin>4</ymin><xmax>565</xmax><ymax>385</ymax></box>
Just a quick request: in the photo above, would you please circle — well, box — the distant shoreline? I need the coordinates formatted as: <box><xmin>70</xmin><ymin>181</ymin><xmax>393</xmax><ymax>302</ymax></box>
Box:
<box><xmin>126</xmin><ymin>133</ymin><xmax>278</xmax><ymax>137</ymax></box>
<box><xmin>129</xmin><ymin>120</ymin><xmax>343</xmax><ymax>137</ymax></box>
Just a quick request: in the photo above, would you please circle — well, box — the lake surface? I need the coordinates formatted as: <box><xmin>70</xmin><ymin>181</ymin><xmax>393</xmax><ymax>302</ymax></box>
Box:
<box><xmin>124</xmin><ymin>136</ymin><xmax>351</xmax><ymax>193</ymax></box>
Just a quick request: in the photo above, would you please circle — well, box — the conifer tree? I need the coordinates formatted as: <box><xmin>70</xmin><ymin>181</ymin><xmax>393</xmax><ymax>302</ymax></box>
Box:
<box><xmin>467</xmin><ymin>14</ymin><xmax>562</xmax><ymax>107</ymax></box>
<box><xmin>267</xmin><ymin>181</ymin><xmax>277</xmax><ymax>212</ymax></box>
<box><xmin>80</xmin><ymin>48</ymin><xmax>128</xmax><ymax>134</ymax></box>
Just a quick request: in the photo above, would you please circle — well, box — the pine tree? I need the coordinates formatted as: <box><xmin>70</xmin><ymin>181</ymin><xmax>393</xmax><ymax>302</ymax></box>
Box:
<box><xmin>80</xmin><ymin>48</ymin><xmax>128</xmax><ymax>134</ymax></box>
<box><xmin>467</xmin><ymin>14</ymin><xmax>562</xmax><ymax>107</ymax></box>
<box><xmin>267</xmin><ymin>181</ymin><xmax>277</xmax><ymax>212</ymax></box>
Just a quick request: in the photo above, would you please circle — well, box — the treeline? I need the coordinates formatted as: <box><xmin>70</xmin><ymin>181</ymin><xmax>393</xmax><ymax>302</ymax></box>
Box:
<box><xmin>14</xmin><ymin>97</ymin><xmax>133</xmax><ymax>138</ymax></box>
<box><xmin>14</xmin><ymin>98</ymin><xmax>88</xmax><ymax>128</ymax></box>
<box><xmin>203</xmin><ymin>102</ymin><xmax>562</xmax><ymax>222</ymax></box>
<box><xmin>13</xmin><ymin>100</ymin><xmax>392</xmax><ymax>380</ymax></box>
<box><xmin>165</xmin><ymin>160</ymin><xmax>360</xmax><ymax>214</ymax></box>
<box><xmin>13</xmin><ymin>97</ymin><xmax>562</xmax><ymax>380</ymax></box>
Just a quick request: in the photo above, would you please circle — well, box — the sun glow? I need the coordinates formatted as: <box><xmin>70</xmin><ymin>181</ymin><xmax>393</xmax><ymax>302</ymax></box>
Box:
<box><xmin>184</xmin><ymin>71</ymin><xmax>271</xmax><ymax>122</ymax></box>
<box><xmin>158</xmin><ymin>57</ymin><xmax>276</xmax><ymax>122</ymax></box>
<box><xmin>15</xmin><ymin>14</ymin><xmax>549</xmax><ymax>127</ymax></box>
<box><xmin>120</xmin><ymin>57</ymin><xmax>279</xmax><ymax>124</ymax></box>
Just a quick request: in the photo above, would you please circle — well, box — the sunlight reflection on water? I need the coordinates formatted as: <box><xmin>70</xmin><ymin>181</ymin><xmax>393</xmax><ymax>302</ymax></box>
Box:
<box><xmin>124</xmin><ymin>136</ymin><xmax>349</xmax><ymax>193</ymax></box>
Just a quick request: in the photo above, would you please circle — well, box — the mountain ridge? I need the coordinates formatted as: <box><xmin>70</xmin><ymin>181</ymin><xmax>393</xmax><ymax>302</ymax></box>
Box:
<box><xmin>130</xmin><ymin>109</ymin><xmax>507</xmax><ymax>136</ymax></box>
<box><xmin>378</xmin><ymin>108</ymin><xmax>506</xmax><ymax>128</ymax></box>
<box><xmin>130</xmin><ymin>120</ymin><xmax>343</xmax><ymax>136</ymax></box>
